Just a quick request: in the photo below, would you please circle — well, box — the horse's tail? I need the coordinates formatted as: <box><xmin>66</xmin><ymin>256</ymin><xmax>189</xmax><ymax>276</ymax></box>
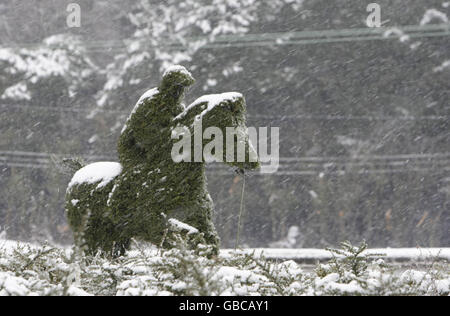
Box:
<box><xmin>62</xmin><ymin>157</ymin><xmax>88</xmax><ymax>254</ymax></box>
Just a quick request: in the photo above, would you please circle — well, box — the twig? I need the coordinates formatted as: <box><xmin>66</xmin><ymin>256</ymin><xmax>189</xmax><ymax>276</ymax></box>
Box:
<box><xmin>235</xmin><ymin>172</ymin><xmax>246</xmax><ymax>250</ymax></box>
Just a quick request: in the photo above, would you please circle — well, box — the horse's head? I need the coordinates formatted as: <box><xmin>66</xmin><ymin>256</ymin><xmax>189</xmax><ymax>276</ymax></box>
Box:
<box><xmin>173</xmin><ymin>92</ymin><xmax>260</xmax><ymax>172</ymax></box>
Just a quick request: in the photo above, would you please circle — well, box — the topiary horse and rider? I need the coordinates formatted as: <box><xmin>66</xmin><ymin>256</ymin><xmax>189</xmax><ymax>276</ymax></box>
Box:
<box><xmin>66</xmin><ymin>66</ymin><xmax>259</xmax><ymax>256</ymax></box>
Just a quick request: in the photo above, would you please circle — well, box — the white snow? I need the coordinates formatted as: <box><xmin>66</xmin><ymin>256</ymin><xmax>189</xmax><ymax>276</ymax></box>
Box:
<box><xmin>0</xmin><ymin>240</ymin><xmax>448</xmax><ymax>296</ymax></box>
<box><xmin>420</xmin><ymin>9</ymin><xmax>448</xmax><ymax>25</ymax></box>
<box><xmin>136</xmin><ymin>87</ymin><xmax>160</xmax><ymax>106</ymax></box>
<box><xmin>168</xmin><ymin>218</ymin><xmax>199</xmax><ymax>235</ymax></box>
<box><xmin>435</xmin><ymin>279</ymin><xmax>450</xmax><ymax>294</ymax></box>
<box><xmin>67</xmin><ymin>162</ymin><xmax>122</xmax><ymax>191</ymax></box>
<box><xmin>0</xmin><ymin>240</ymin><xmax>36</xmax><ymax>254</ymax></box>
<box><xmin>2</xmin><ymin>237</ymin><xmax>448</xmax><ymax>265</ymax></box>
<box><xmin>268</xmin><ymin>226</ymin><xmax>301</xmax><ymax>249</ymax></box>
<box><xmin>221</xmin><ymin>248</ymin><xmax>450</xmax><ymax>262</ymax></box>
<box><xmin>0</xmin><ymin>272</ymin><xmax>33</xmax><ymax>296</ymax></box>
<box><xmin>216</xmin><ymin>266</ymin><xmax>264</xmax><ymax>284</ymax></box>
<box><xmin>0</xmin><ymin>35</ymin><xmax>96</xmax><ymax>102</ymax></box>
<box><xmin>66</xmin><ymin>286</ymin><xmax>92</xmax><ymax>296</ymax></box>
<box><xmin>1</xmin><ymin>82</ymin><xmax>32</xmax><ymax>101</ymax></box>
<box><xmin>433</xmin><ymin>60</ymin><xmax>450</xmax><ymax>72</ymax></box>
<box><xmin>316</xmin><ymin>275</ymin><xmax>363</xmax><ymax>294</ymax></box>
<box><xmin>121</xmin><ymin>87</ymin><xmax>159</xmax><ymax>134</ymax></box>
<box><xmin>175</xmin><ymin>92</ymin><xmax>243</xmax><ymax>121</ymax></box>
<box><xmin>163</xmin><ymin>65</ymin><xmax>193</xmax><ymax>78</ymax></box>
<box><xmin>383</xmin><ymin>28</ymin><xmax>410</xmax><ymax>42</ymax></box>
<box><xmin>309</xmin><ymin>190</ymin><xmax>319</xmax><ymax>199</ymax></box>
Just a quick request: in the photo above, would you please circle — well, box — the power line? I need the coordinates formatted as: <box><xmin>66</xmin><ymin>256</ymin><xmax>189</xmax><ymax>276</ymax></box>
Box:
<box><xmin>3</xmin><ymin>24</ymin><xmax>449</xmax><ymax>52</ymax></box>
<box><xmin>209</xmin><ymin>24</ymin><xmax>450</xmax><ymax>43</ymax></box>
<box><xmin>0</xmin><ymin>162</ymin><xmax>48</xmax><ymax>170</ymax></box>
<box><xmin>2</xmin><ymin>103</ymin><xmax>449</xmax><ymax>121</ymax></box>
<box><xmin>280</xmin><ymin>152</ymin><xmax>450</xmax><ymax>161</ymax></box>
<box><xmin>0</xmin><ymin>150</ymin><xmax>113</xmax><ymax>161</ymax></box>
<box><xmin>209</xmin><ymin>168</ymin><xmax>450</xmax><ymax>177</ymax></box>
<box><xmin>208</xmin><ymin>161</ymin><xmax>450</xmax><ymax>173</ymax></box>
<box><xmin>2</xmin><ymin>150</ymin><xmax>449</xmax><ymax>162</ymax></box>
<box><xmin>201</xmin><ymin>31</ymin><xmax>450</xmax><ymax>49</ymax></box>
<box><xmin>4</xmin><ymin>151</ymin><xmax>449</xmax><ymax>171</ymax></box>
<box><xmin>0</xmin><ymin>104</ymin><xmax>126</xmax><ymax>115</ymax></box>
<box><xmin>5</xmin><ymin>157</ymin><xmax>448</xmax><ymax>169</ymax></box>
<box><xmin>251</xmin><ymin>114</ymin><xmax>450</xmax><ymax>121</ymax></box>
<box><xmin>2</xmin><ymin>161</ymin><xmax>447</xmax><ymax>176</ymax></box>
<box><xmin>1</xmin><ymin>150</ymin><xmax>448</xmax><ymax>176</ymax></box>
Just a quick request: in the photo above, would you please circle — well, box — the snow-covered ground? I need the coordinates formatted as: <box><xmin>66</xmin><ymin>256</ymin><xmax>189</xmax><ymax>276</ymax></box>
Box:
<box><xmin>222</xmin><ymin>248</ymin><xmax>450</xmax><ymax>263</ymax></box>
<box><xmin>3</xmin><ymin>239</ymin><xmax>448</xmax><ymax>263</ymax></box>
<box><xmin>0</xmin><ymin>239</ymin><xmax>448</xmax><ymax>296</ymax></box>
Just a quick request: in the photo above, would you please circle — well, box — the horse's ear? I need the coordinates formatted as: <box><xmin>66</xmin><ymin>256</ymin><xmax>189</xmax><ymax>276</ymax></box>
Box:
<box><xmin>216</xmin><ymin>93</ymin><xmax>246</xmax><ymax>116</ymax></box>
<box><xmin>228</xmin><ymin>94</ymin><xmax>246</xmax><ymax>113</ymax></box>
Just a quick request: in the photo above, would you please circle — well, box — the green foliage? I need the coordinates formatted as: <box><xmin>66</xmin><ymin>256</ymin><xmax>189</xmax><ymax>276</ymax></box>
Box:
<box><xmin>322</xmin><ymin>241</ymin><xmax>385</xmax><ymax>278</ymax></box>
<box><xmin>0</xmin><ymin>240</ymin><xmax>448</xmax><ymax>296</ymax></box>
<box><xmin>311</xmin><ymin>241</ymin><xmax>449</xmax><ymax>296</ymax></box>
<box><xmin>147</xmin><ymin>238</ymin><xmax>223</xmax><ymax>295</ymax></box>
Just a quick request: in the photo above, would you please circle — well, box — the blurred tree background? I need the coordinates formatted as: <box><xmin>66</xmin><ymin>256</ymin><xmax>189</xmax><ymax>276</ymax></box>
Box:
<box><xmin>0</xmin><ymin>0</ymin><xmax>448</xmax><ymax>248</ymax></box>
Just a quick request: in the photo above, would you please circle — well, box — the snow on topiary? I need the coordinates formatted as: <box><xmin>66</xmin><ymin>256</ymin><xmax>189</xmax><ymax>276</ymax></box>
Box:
<box><xmin>66</xmin><ymin>65</ymin><xmax>260</xmax><ymax>256</ymax></box>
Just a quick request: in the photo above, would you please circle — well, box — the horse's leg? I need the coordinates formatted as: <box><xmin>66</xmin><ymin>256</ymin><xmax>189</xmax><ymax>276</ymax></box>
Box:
<box><xmin>66</xmin><ymin>181</ymin><xmax>118</xmax><ymax>257</ymax></box>
<box><xmin>66</xmin><ymin>186</ymin><xmax>94</xmax><ymax>254</ymax></box>
<box><xmin>184</xmin><ymin>198</ymin><xmax>221</xmax><ymax>255</ymax></box>
<box><xmin>203</xmin><ymin>220</ymin><xmax>221</xmax><ymax>255</ymax></box>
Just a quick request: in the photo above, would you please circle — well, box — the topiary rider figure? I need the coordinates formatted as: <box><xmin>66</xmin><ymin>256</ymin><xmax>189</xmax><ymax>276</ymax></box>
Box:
<box><xmin>66</xmin><ymin>66</ymin><xmax>259</xmax><ymax>256</ymax></box>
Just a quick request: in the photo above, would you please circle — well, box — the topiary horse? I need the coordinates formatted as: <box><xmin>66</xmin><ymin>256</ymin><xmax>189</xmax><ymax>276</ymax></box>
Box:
<box><xmin>65</xmin><ymin>66</ymin><xmax>259</xmax><ymax>256</ymax></box>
